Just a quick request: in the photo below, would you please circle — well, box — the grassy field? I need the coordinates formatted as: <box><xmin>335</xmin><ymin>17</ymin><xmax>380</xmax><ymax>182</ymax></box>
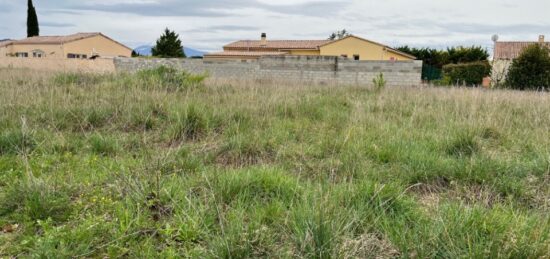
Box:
<box><xmin>0</xmin><ymin>68</ymin><xmax>549</xmax><ymax>258</ymax></box>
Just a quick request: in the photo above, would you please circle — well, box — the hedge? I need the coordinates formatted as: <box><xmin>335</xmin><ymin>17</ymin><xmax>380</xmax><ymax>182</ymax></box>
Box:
<box><xmin>443</xmin><ymin>61</ymin><xmax>491</xmax><ymax>86</ymax></box>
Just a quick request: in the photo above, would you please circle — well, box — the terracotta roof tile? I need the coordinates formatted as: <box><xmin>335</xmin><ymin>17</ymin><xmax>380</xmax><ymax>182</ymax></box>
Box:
<box><xmin>205</xmin><ymin>51</ymin><xmax>287</xmax><ymax>57</ymax></box>
<box><xmin>224</xmin><ymin>40</ymin><xmax>333</xmax><ymax>50</ymax></box>
<box><xmin>0</xmin><ymin>40</ymin><xmax>14</xmax><ymax>48</ymax></box>
<box><xmin>14</xmin><ymin>33</ymin><xmax>101</xmax><ymax>45</ymax></box>
<box><xmin>494</xmin><ymin>42</ymin><xmax>550</xmax><ymax>60</ymax></box>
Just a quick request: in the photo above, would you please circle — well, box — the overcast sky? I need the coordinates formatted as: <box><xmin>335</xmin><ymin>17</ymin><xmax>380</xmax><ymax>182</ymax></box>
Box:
<box><xmin>1</xmin><ymin>0</ymin><xmax>549</xmax><ymax>52</ymax></box>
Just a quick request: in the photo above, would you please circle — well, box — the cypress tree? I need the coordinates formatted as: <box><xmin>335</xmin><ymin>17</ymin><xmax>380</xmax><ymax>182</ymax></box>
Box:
<box><xmin>27</xmin><ymin>0</ymin><xmax>39</xmax><ymax>37</ymax></box>
<box><xmin>151</xmin><ymin>28</ymin><xmax>186</xmax><ymax>58</ymax></box>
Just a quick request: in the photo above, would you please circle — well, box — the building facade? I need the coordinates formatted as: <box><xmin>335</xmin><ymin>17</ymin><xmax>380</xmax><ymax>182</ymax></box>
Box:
<box><xmin>0</xmin><ymin>33</ymin><xmax>132</xmax><ymax>59</ymax></box>
<box><xmin>204</xmin><ymin>34</ymin><xmax>415</xmax><ymax>61</ymax></box>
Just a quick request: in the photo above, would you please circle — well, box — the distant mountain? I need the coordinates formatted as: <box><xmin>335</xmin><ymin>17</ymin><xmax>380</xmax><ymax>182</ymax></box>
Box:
<box><xmin>134</xmin><ymin>45</ymin><xmax>205</xmax><ymax>57</ymax></box>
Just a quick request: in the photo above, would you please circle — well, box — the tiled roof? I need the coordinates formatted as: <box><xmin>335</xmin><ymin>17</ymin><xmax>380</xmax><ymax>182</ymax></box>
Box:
<box><xmin>205</xmin><ymin>51</ymin><xmax>287</xmax><ymax>57</ymax></box>
<box><xmin>224</xmin><ymin>40</ymin><xmax>333</xmax><ymax>50</ymax></box>
<box><xmin>14</xmin><ymin>33</ymin><xmax>101</xmax><ymax>44</ymax></box>
<box><xmin>0</xmin><ymin>40</ymin><xmax>14</xmax><ymax>48</ymax></box>
<box><xmin>494</xmin><ymin>41</ymin><xmax>550</xmax><ymax>60</ymax></box>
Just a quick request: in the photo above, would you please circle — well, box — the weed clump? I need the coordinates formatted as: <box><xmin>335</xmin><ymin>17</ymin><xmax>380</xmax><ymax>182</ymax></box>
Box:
<box><xmin>213</xmin><ymin>167</ymin><xmax>302</xmax><ymax>205</ymax></box>
<box><xmin>0</xmin><ymin>130</ymin><xmax>36</xmax><ymax>155</ymax></box>
<box><xmin>0</xmin><ymin>177</ymin><xmax>72</xmax><ymax>223</ymax></box>
<box><xmin>135</xmin><ymin>66</ymin><xmax>207</xmax><ymax>90</ymax></box>
<box><xmin>168</xmin><ymin>104</ymin><xmax>210</xmax><ymax>142</ymax></box>
<box><xmin>372</xmin><ymin>73</ymin><xmax>387</xmax><ymax>92</ymax></box>
<box><xmin>88</xmin><ymin>133</ymin><xmax>119</xmax><ymax>156</ymax></box>
<box><xmin>446</xmin><ymin>132</ymin><xmax>479</xmax><ymax>157</ymax></box>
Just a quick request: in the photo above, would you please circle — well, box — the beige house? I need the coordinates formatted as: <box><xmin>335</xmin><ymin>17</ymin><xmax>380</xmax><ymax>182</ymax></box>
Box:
<box><xmin>204</xmin><ymin>33</ymin><xmax>415</xmax><ymax>61</ymax></box>
<box><xmin>0</xmin><ymin>33</ymin><xmax>132</xmax><ymax>59</ymax></box>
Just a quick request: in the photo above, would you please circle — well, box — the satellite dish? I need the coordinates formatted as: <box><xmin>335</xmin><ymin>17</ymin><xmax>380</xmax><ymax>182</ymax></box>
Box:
<box><xmin>491</xmin><ymin>34</ymin><xmax>499</xmax><ymax>43</ymax></box>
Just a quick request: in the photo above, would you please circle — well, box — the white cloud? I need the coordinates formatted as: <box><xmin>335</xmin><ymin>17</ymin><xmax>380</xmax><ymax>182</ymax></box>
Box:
<box><xmin>0</xmin><ymin>0</ymin><xmax>548</xmax><ymax>52</ymax></box>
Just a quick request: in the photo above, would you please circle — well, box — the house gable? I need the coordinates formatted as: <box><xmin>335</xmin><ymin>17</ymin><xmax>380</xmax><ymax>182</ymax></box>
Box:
<box><xmin>319</xmin><ymin>35</ymin><xmax>415</xmax><ymax>61</ymax></box>
<box><xmin>63</xmin><ymin>34</ymin><xmax>132</xmax><ymax>58</ymax></box>
<box><xmin>3</xmin><ymin>33</ymin><xmax>132</xmax><ymax>59</ymax></box>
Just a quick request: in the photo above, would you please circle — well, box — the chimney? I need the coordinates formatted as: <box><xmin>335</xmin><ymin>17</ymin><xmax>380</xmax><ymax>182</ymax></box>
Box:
<box><xmin>539</xmin><ymin>35</ymin><xmax>545</xmax><ymax>43</ymax></box>
<box><xmin>260</xmin><ymin>33</ymin><xmax>267</xmax><ymax>47</ymax></box>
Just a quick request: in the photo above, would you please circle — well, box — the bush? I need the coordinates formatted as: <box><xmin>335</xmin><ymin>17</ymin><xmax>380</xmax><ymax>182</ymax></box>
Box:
<box><xmin>397</xmin><ymin>46</ymin><xmax>489</xmax><ymax>81</ymax></box>
<box><xmin>506</xmin><ymin>44</ymin><xmax>550</xmax><ymax>90</ymax></box>
<box><xmin>443</xmin><ymin>61</ymin><xmax>491</xmax><ymax>86</ymax></box>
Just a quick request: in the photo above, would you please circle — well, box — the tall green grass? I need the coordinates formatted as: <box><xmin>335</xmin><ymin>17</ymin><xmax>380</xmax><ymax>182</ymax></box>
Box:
<box><xmin>0</xmin><ymin>68</ymin><xmax>548</xmax><ymax>257</ymax></box>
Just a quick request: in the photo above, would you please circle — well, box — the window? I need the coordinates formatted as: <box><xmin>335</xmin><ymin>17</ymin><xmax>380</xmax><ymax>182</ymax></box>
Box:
<box><xmin>67</xmin><ymin>53</ymin><xmax>88</xmax><ymax>59</ymax></box>
<box><xmin>32</xmin><ymin>50</ymin><xmax>45</xmax><ymax>58</ymax></box>
<box><xmin>353</xmin><ymin>55</ymin><xmax>360</xmax><ymax>61</ymax></box>
<box><xmin>341</xmin><ymin>54</ymin><xmax>348</xmax><ymax>58</ymax></box>
<box><xmin>15</xmin><ymin>52</ymin><xmax>28</xmax><ymax>58</ymax></box>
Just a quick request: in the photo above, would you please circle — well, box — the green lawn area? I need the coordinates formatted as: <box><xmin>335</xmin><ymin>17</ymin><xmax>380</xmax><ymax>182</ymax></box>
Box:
<box><xmin>0</xmin><ymin>68</ymin><xmax>549</xmax><ymax>258</ymax></box>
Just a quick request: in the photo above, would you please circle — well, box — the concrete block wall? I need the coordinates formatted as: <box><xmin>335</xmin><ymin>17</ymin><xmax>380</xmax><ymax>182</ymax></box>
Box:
<box><xmin>114</xmin><ymin>56</ymin><xmax>423</xmax><ymax>86</ymax></box>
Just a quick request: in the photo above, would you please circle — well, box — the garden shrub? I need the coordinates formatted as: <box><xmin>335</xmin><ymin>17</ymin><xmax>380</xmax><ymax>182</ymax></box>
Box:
<box><xmin>443</xmin><ymin>61</ymin><xmax>491</xmax><ymax>86</ymax></box>
<box><xmin>506</xmin><ymin>44</ymin><xmax>550</xmax><ymax>91</ymax></box>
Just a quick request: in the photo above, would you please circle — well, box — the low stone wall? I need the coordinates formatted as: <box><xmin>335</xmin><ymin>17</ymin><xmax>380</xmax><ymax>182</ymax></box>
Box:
<box><xmin>0</xmin><ymin>57</ymin><xmax>116</xmax><ymax>73</ymax></box>
<box><xmin>0</xmin><ymin>56</ymin><xmax>423</xmax><ymax>86</ymax></box>
<box><xmin>115</xmin><ymin>56</ymin><xmax>423</xmax><ymax>86</ymax></box>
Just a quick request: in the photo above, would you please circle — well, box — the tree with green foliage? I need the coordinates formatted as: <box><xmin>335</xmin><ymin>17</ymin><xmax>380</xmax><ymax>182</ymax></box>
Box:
<box><xmin>131</xmin><ymin>50</ymin><xmax>141</xmax><ymax>57</ymax></box>
<box><xmin>397</xmin><ymin>46</ymin><xmax>490</xmax><ymax>83</ymax></box>
<box><xmin>397</xmin><ymin>46</ymin><xmax>489</xmax><ymax>68</ymax></box>
<box><xmin>27</xmin><ymin>0</ymin><xmax>39</xmax><ymax>37</ymax></box>
<box><xmin>151</xmin><ymin>28</ymin><xmax>186</xmax><ymax>58</ymax></box>
<box><xmin>328</xmin><ymin>29</ymin><xmax>350</xmax><ymax>40</ymax></box>
<box><xmin>506</xmin><ymin>44</ymin><xmax>550</xmax><ymax>90</ymax></box>
<box><xmin>446</xmin><ymin>46</ymin><xmax>489</xmax><ymax>64</ymax></box>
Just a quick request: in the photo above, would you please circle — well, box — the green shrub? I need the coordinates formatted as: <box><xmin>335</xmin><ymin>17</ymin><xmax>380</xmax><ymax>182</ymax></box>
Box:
<box><xmin>0</xmin><ymin>130</ymin><xmax>36</xmax><ymax>155</ymax></box>
<box><xmin>135</xmin><ymin>66</ymin><xmax>207</xmax><ymax>90</ymax></box>
<box><xmin>397</xmin><ymin>45</ymin><xmax>489</xmax><ymax>81</ymax></box>
<box><xmin>431</xmin><ymin>75</ymin><xmax>452</xmax><ymax>87</ymax></box>
<box><xmin>506</xmin><ymin>44</ymin><xmax>550</xmax><ymax>90</ymax></box>
<box><xmin>443</xmin><ymin>61</ymin><xmax>491</xmax><ymax>86</ymax></box>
